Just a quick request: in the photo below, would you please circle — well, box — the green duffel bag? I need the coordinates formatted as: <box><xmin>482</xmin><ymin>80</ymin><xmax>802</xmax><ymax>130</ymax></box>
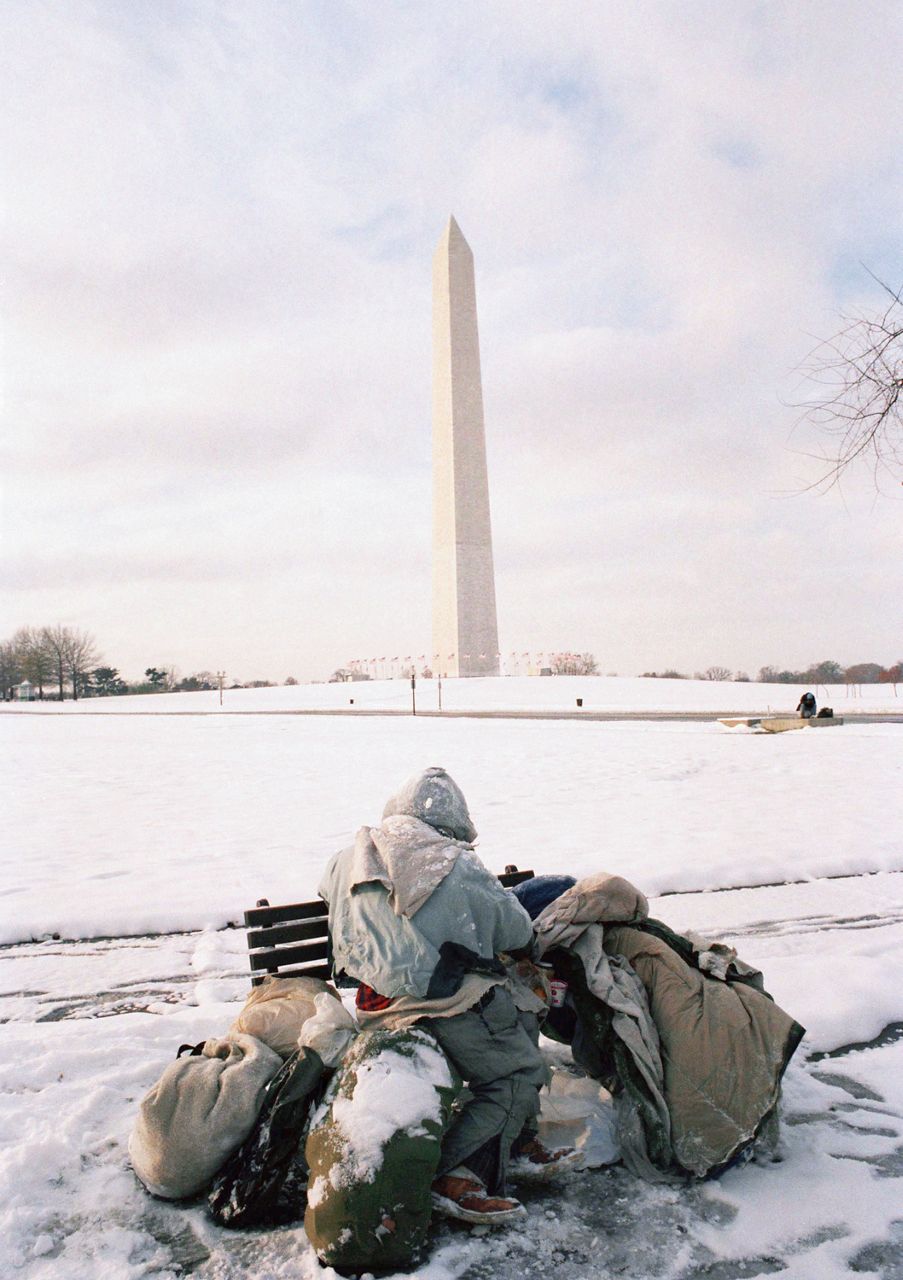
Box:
<box><xmin>304</xmin><ymin>1025</ymin><xmax>459</xmax><ymax>1272</ymax></box>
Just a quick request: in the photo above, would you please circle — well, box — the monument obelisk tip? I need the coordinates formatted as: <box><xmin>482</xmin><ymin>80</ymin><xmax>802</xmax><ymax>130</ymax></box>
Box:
<box><xmin>438</xmin><ymin>214</ymin><xmax>468</xmax><ymax>251</ymax></box>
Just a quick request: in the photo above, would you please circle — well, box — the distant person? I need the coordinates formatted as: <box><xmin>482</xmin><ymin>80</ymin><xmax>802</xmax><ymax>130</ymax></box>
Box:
<box><xmin>797</xmin><ymin>691</ymin><xmax>817</xmax><ymax>718</ymax></box>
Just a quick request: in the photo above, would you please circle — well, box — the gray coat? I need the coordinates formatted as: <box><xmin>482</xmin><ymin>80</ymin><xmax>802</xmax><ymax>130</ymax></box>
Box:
<box><xmin>319</xmin><ymin>816</ymin><xmax>532</xmax><ymax>999</ymax></box>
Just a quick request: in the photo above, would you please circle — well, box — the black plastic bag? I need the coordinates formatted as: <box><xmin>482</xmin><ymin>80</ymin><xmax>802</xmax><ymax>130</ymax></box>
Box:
<box><xmin>208</xmin><ymin>1046</ymin><xmax>328</xmax><ymax>1227</ymax></box>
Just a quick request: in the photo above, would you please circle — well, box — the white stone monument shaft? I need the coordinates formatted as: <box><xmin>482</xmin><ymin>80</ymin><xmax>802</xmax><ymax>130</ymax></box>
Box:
<box><xmin>432</xmin><ymin>217</ymin><xmax>500</xmax><ymax>678</ymax></box>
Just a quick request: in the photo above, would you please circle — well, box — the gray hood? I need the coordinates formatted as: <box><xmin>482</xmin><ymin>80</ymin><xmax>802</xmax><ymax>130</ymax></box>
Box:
<box><xmin>381</xmin><ymin>767</ymin><xmax>477</xmax><ymax>844</ymax></box>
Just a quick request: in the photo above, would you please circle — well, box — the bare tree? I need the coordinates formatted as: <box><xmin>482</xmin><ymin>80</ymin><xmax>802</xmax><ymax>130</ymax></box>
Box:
<box><xmin>67</xmin><ymin>630</ymin><xmax>100</xmax><ymax>700</ymax></box>
<box><xmin>13</xmin><ymin>626</ymin><xmax>53</xmax><ymax>699</ymax></box>
<box><xmin>41</xmin><ymin>625</ymin><xmax>70</xmax><ymax>700</ymax></box>
<box><xmin>40</xmin><ymin>625</ymin><xmax>100</xmax><ymax>700</ymax></box>
<box><xmin>702</xmin><ymin>666</ymin><xmax>733</xmax><ymax>681</ymax></box>
<box><xmin>879</xmin><ymin>662</ymin><xmax>902</xmax><ymax>696</ymax></box>
<box><xmin>796</xmin><ymin>274</ymin><xmax>903</xmax><ymax>490</ymax></box>
<box><xmin>0</xmin><ymin>640</ymin><xmax>23</xmax><ymax>699</ymax></box>
<box><xmin>550</xmin><ymin>652</ymin><xmax>598</xmax><ymax>676</ymax></box>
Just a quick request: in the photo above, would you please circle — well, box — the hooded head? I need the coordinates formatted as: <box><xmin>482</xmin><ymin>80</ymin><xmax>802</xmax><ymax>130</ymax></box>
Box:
<box><xmin>381</xmin><ymin>767</ymin><xmax>477</xmax><ymax>843</ymax></box>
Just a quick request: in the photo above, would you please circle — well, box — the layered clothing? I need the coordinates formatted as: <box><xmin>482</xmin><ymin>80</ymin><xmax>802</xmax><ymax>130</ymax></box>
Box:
<box><xmin>319</xmin><ymin>814</ymin><xmax>533</xmax><ymax>1003</ymax></box>
<box><xmin>533</xmin><ymin>873</ymin><xmax>804</xmax><ymax>1182</ymax></box>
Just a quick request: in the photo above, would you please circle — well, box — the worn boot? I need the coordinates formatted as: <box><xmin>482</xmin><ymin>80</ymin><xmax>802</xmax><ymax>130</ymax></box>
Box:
<box><xmin>431</xmin><ymin>1168</ymin><xmax>526</xmax><ymax>1225</ymax></box>
<box><xmin>508</xmin><ymin>1137</ymin><xmax>581</xmax><ymax>1182</ymax></box>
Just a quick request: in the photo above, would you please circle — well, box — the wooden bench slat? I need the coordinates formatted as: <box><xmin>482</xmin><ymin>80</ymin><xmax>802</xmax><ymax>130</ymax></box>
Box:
<box><xmin>244</xmin><ymin>900</ymin><xmax>328</xmax><ymax>928</ymax></box>
<box><xmin>252</xmin><ymin>962</ymin><xmax>332</xmax><ymax>985</ymax></box>
<box><xmin>247</xmin><ymin>919</ymin><xmax>330</xmax><ymax>948</ymax></box>
<box><xmin>249</xmin><ymin>939</ymin><xmax>329</xmax><ymax>971</ymax></box>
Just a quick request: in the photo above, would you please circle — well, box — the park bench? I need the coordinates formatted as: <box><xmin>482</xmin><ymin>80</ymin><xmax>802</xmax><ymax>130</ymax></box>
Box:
<box><xmin>245</xmin><ymin>865</ymin><xmax>535</xmax><ymax>985</ymax></box>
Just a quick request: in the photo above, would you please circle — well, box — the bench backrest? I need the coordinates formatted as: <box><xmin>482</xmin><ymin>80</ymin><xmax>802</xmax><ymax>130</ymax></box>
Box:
<box><xmin>245</xmin><ymin>866</ymin><xmax>535</xmax><ymax>985</ymax></box>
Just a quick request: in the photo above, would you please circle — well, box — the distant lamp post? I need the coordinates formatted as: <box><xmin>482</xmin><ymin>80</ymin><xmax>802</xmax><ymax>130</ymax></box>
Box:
<box><xmin>216</xmin><ymin>671</ymin><xmax>226</xmax><ymax>706</ymax></box>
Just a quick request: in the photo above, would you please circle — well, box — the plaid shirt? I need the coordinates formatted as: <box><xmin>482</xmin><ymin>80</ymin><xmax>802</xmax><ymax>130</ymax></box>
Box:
<box><xmin>355</xmin><ymin>983</ymin><xmax>395</xmax><ymax>1012</ymax></box>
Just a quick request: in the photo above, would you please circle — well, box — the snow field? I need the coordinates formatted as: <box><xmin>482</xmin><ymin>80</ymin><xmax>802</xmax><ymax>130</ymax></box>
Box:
<box><xmin>2</xmin><ymin>713</ymin><xmax>901</xmax><ymax>945</ymax></box>
<box><xmin>4</xmin><ymin>672</ymin><xmax>901</xmax><ymax>715</ymax></box>
<box><xmin>1</xmin><ymin>706</ymin><xmax>902</xmax><ymax>1278</ymax></box>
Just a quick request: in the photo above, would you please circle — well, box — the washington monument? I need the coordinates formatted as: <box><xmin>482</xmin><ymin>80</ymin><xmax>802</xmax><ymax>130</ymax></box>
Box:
<box><xmin>432</xmin><ymin>217</ymin><xmax>500</xmax><ymax>678</ymax></box>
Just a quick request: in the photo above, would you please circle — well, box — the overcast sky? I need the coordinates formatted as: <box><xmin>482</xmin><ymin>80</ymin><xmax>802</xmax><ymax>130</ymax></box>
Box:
<box><xmin>1</xmin><ymin>1</ymin><xmax>900</xmax><ymax>683</ymax></box>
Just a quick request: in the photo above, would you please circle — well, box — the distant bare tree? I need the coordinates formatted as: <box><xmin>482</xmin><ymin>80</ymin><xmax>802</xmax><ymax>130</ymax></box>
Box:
<box><xmin>0</xmin><ymin>640</ymin><xmax>23</xmax><ymax>699</ymax></box>
<box><xmin>551</xmin><ymin>652</ymin><xmax>598</xmax><ymax>676</ymax></box>
<box><xmin>803</xmin><ymin>659</ymin><xmax>844</xmax><ymax>684</ymax></box>
<box><xmin>796</xmin><ymin>274</ymin><xmax>903</xmax><ymax>490</ymax></box>
<box><xmin>40</xmin><ymin>625</ymin><xmax>100</xmax><ymax>700</ymax></box>
<box><xmin>66</xmin><ymin>630</ymin><xmax>100</xmax><ymax>702</ymax></box>
<box><xmin>41</xmin><ymin>625</ymin><xmax>70</xmax><ymax>700</ymax></box>
<box><xmin>14</xmin><ymin>627</ymin><xmax>53</xmax><ymax>698</ymax></box>
<box><xmin>844</xmin><ymin>662</ymin><xmax>883</xmax><ymax>686</ymax></box>
<box><xmin>879</xmin><ymin>662</ymin><xmax>902</xmax><ymax>695</ymax></box>
<box><xmin>703</xmin><ymin>666</ymin><xmax>733</xmax><ymax>681</ymax></box>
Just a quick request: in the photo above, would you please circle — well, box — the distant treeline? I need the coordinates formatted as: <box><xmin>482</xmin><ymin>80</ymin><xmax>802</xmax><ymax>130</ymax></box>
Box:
<box><xmin>1</xmin><ymin>625</ymin><xmax>102</xmax><ymax>701</ymax></box>
<box><xmin>641</xmin><ymin>659</ymin><xmax>901</xmax><ymax>689</ymax></box>
<box><xmin>0</xmin><ymin>625</ymin><xmax>297</xmax><ymax>700</ymax></box>
<box><xmin>4</xmin><ymin>626</ymin><xmax>900</xmax><ymax>700</ymax></box>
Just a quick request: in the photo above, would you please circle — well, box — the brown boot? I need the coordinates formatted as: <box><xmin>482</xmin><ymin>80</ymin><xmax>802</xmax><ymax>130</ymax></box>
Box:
<box><xmin>431</xmin><ymin>1169</ymin><xmax>526</xmax><ymax>1225</ymax></box>
<box><xmin>509</xmin><ymin>1137</ymin><xmax>582</xmax><ymax>1182</ymax></box>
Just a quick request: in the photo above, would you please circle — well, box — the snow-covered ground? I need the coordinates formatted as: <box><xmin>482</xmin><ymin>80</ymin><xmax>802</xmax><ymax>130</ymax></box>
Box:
<box><xmin>5</xmin><ymin>672</ymin><xmax>901</xmax><ymax>715</ymax></box>
<box><xmin>3</xmin><ymin>710</ymin><xmax>900</xmax><ymax>944</ymax></box>
<box><xmin>2</xmin><ymin>698</ymin><xmax>902</xmax><ymax>1278</ymax></box>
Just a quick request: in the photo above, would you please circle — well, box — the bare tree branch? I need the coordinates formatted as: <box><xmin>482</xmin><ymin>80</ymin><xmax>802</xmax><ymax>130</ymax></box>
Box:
<box><xmin>792</xmin><ymin>273</ymin><xmax>903</xmax><ymax>492</ymax></box>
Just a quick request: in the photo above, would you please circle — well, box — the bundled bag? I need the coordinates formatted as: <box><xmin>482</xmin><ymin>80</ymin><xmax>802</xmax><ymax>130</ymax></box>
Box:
<box><xmin>209</xmin><ymin>993</ymin><xmax>357</xmax><ymax>1228</ymax></box>
<box><xmin>229</xmin><ymin>975</ymin><xmax>342</xmax><ymax>1059</ymax></box>
<box><xmin>604</xmin><ymin>923</ymin><xmax>804</xmax><ymax>1178</ymax></box>
<box><xmin>208</xmin><ymin>1047</ymin><xmax>328</xmax><ymax>1226</ymax></box>
<box><xmin>129</xmin><ymin>1033</ymin><xmax>282</xmax><ymax>1200</ymax></box>
<box><xmin>304</xmin><ymin>1025</ymin><xmax>458</xmax><ymax>1272</ymax></box>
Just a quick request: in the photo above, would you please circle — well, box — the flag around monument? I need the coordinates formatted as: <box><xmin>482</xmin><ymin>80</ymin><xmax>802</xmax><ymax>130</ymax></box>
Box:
<box><xmin>431</xmin><ymin>217</ymin><xmax>501</xmax><ymax>678</ymax></box>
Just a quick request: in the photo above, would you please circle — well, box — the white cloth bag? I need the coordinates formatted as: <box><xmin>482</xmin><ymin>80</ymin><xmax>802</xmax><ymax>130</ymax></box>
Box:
<box><xmin>128</xmin><ymin>1033</ymin><xmax>281</xmax><ymax>1199</ymax></box>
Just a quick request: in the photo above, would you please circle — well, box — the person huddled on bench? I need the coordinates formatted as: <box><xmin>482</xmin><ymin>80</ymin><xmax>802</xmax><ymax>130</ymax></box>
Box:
<box><xmin>318</xmin><ymin>766</ymin><xmax>574</xmax><ymax>1226</ymax></box>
